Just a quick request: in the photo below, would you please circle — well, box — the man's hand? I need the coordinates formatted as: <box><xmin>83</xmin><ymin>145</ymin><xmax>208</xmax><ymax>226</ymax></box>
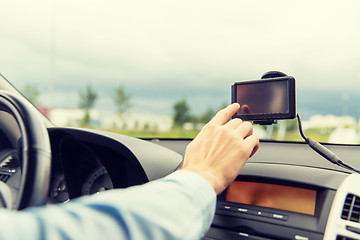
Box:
<box><xmin>181</xmin><ymin>103</ymin><xmax>259</xmax><ymax>195</ymax></box>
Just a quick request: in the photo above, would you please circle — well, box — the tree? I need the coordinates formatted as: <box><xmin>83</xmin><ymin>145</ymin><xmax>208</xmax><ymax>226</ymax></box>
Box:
<box><xmin>200</xmin><ymin>107</ymin><xmax>216</xmax><ymax>123</ymax></box>
<box><xmin>197</xmin><ymin>103</ymin><xmax>226</xmax><ymax>124</ymax></box>
<box><xmin>113</xmin><ymin>85</ymin><xmax>131</xmax><ymax>116</ymax></box>
<box><xmin>78</xmin><ymin>85</ymin><xmax>98</xmax><ymax>127</ymax></box>
<box><xmin>173</xmin><ymin>99</ymin><xmax>191</xmax><ymax>128</ymax></box>
<box><xmin>22</xmin><ymin>84</ymin><xmax>40</xmax><ymax>106</ymax></box>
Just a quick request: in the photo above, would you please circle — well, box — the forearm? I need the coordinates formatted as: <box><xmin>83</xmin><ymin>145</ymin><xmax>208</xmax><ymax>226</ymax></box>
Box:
<box><xmin>74</xmin><ymin>170</ymin><xmax>216</xmax><ymax>239</ymax></box>
<box><xmin>0</xmin><ymin>170</ymin><xmax>216</xmax><ymax>240</ymax></box>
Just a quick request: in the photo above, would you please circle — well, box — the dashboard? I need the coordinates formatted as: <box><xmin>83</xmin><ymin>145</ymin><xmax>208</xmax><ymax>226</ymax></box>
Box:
<box><xmin>1</xmin><ymin>113</ymin><xmax>360</xmax><ymax>239</ymax></box>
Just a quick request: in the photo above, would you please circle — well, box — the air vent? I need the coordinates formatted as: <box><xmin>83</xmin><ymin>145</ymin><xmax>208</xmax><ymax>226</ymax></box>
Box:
<box><xmin>0</xmin><ymin>174</ymin><xmax>10</xmax><ymax>183</ymax></box>
<box><xmin>0</xmin><ymin>155</ymin><xmax>19</xmax><ymax>183</ymax></box>
<box><xmin>337</xmin><ymin>235</ymin><xmax>357</xmax><ymax>240</ymax></box>
<box><xmin>0</xmin><ymin>156</ymin><xmax>19</xmax><ymax>169</ymax></box>
<box><xmin>341</xmin><ymin>194</ymin><xmax>360</xmax><ymax>222</ymax></box>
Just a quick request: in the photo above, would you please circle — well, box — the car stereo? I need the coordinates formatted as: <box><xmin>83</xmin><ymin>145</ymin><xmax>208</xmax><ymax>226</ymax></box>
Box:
<box><xmin>205</xmin><ymin>174</ymin><xmax>337</xmax><ymax>240</ymax></box>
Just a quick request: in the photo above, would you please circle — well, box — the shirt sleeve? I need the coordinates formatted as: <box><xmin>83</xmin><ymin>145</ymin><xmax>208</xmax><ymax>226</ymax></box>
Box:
<box><xmin>0</xmin><ymin>170</ymin><xmax>216</xmax><ymax>240</ymax></box>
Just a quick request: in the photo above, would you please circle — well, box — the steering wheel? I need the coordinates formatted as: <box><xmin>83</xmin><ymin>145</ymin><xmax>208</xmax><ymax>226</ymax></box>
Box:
<box><xmin>0</xmin><ymin>91</ymin><xmax>51</xmax><ymax>210</ymax></box>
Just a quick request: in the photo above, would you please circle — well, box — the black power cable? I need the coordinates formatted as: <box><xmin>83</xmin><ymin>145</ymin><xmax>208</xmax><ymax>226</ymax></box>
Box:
<box><xmin>296</xmin><ymin>114</ymin><xmax>360</xmax><ymax>174</ymax></box>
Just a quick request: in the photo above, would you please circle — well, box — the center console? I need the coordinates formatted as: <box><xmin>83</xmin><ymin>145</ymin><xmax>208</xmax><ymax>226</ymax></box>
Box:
<box><xmin>203</xmin><ymin>163</ymin><xmax>350</xmax><ymax>240</ymax></box>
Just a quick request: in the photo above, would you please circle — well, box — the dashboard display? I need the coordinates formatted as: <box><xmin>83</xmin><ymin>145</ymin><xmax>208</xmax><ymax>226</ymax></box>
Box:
<box><xmin>225</xmin><ymin>181</ymin><xmax>316</xmax><ymax>215</ymax></box>
<box><xmin>82</xmin><ymin>166</ymin><xmax>113</xmax><ymax>195</ymax></box>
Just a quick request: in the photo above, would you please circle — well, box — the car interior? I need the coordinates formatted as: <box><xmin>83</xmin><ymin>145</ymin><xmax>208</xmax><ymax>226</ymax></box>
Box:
<box><xmin>2</xmin><ymin>1</ymin><xmax>360</xmax><ymax>240</ymax></box>
<box><xmin>0</xmin><ymin>73</ymin><xmax>360</xmax><ymax>240</ymax></box>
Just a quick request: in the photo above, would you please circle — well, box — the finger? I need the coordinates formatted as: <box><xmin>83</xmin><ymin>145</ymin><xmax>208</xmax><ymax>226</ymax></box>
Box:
<box><xmin>226</xmin><ymin>118</ymin><xmax>243</xmax><ymax>129</ymax></box>
<box><xmin>209</xmin><ymin>103</ymin><xmax>240</xmax><ymax>125</ymax></box>
<box><xmin>235</xmin><ymin>121</ymin><xmax>253</xmax><ymax>138</ymax></box>
<box><xmin>243</xmin><ymin>134</ymin><xmax>260</xmax><ymax>158</ymax></box>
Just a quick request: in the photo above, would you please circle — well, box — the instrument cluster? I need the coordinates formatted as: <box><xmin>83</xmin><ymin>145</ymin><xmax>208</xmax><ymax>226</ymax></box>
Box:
<box><xmin>49</xmin><ymin>166</ymin><xmax>113</xmax><ymax>204</ymax></box>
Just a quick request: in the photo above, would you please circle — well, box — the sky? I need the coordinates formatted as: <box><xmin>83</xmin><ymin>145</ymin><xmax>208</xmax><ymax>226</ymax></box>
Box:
<box><xmin>1</xmin><ymin>0</ymin><xmax>360</xmax><ymax>117</ymax></box>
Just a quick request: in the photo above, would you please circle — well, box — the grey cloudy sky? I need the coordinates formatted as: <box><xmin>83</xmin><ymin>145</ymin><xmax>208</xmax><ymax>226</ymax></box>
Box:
<box><xmin>1</xmin><ymin>0</ymin><xmax>360</xmax><ymax>115</ymax></box>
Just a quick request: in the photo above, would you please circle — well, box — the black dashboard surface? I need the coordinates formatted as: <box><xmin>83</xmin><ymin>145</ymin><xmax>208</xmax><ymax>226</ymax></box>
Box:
<box><xmin>151</xmin><ymin>138</ymin><xmax>360</xmax><ymax>173</ymax></box>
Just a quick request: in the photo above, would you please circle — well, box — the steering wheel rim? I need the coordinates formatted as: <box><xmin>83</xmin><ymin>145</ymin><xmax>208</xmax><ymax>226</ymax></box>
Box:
<box><xmin>0</xmin><ymin>91</ymin><xmax>51</xmax><ymax>210</ymax></box>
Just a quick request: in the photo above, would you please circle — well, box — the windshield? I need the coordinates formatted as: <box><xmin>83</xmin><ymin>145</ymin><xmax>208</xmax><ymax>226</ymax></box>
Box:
<box><xmin>1</xmin><ymin>0</ymin><xmax>360</xmax><ymax>143</ymax></box>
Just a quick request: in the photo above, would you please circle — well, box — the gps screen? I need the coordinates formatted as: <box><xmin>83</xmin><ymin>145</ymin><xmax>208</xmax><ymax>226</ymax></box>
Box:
<box><xmin>235</xmin><ymin>80</ymin><xmax>289</xmax><ymax>115</ymax></box>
